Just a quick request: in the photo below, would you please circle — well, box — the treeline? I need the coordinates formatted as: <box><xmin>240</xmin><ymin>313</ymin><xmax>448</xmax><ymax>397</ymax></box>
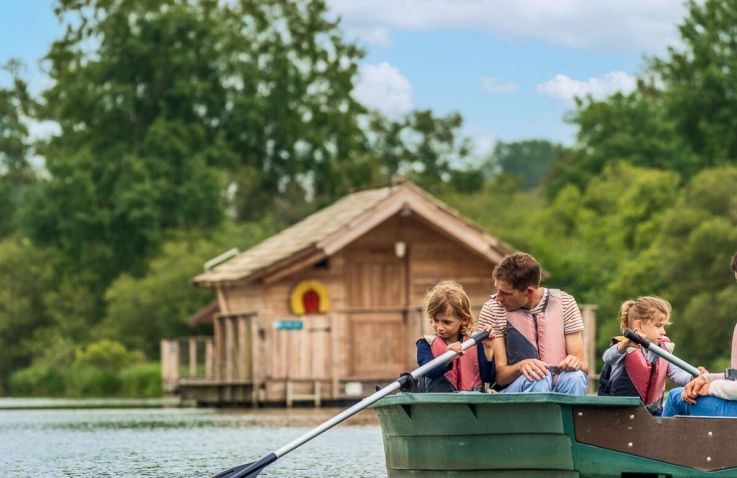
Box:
<box><xmin>1</xmin><ymin>0</ymin><xmax>736</xmax><ymax>396</ymax></box>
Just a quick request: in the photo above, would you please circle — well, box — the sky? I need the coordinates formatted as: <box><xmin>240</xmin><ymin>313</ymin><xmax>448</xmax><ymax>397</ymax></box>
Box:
<box><xmin>0</xmin><ymin>0</ymin><xmax>689</xmax><ymax>153</ymax></box>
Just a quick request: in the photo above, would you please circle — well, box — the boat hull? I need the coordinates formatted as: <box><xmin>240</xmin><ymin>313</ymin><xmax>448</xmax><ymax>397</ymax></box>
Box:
<box><xmin>372</xmin><ymin>393</ymin><xmax>737</xmax><ymax>477</ymax></box>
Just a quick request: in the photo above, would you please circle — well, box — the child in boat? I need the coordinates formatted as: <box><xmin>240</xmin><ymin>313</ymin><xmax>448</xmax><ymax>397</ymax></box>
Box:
<box><xmin>416</xmin><ymin>281</ymin><xmax>495</xmax><ymax>392</ymax></box>
<box><xmin>598</xmin><ymin>296</ymin><xmax>692</xmax><ymax>413</ymax></box>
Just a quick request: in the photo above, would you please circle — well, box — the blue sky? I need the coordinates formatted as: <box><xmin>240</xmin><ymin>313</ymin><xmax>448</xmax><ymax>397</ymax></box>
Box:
<box><xmin>1</xmin><ymin>0</ymin><xmax>688</xmax><ymax>151</ymax></box>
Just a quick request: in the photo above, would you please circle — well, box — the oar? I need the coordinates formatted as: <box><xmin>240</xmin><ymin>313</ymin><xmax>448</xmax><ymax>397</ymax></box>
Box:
<box><xmin>212</xmin><ymin>329</ymin><xmax>491</xmax><ymax>478</ymax></box>
<box><xmin>623</xmin><ymin>328</ymin><xmax>700</xmax><ymax>377</ymax></box>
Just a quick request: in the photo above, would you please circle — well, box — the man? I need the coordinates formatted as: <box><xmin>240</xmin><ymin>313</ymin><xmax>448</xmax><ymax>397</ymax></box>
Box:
<box><xmin>662</xmin><ymin>251</ymin><xmax>737</xmax><ymax>416</ymax></box>
<box><xmin>479</xmin><ymin>252</ymin><xmax>588</xmax><ymax>395</ymax></box>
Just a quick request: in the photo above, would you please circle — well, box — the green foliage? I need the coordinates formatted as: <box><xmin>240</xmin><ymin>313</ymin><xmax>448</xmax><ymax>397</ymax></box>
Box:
<box><xmin>65</xmin><ymin>366</ymin><xmax>122</xmax><ymax>397</ymax></box>
<box><xmin>9</xmin><ymin>339</ymin><xmax>156</xmax><ymax>397</ymax></box>
<box><xmin>652</xmin><ymin>0</ymin><xmax>737</xmax><ymax>164</ymax></box>
<box><xmin>8</xmin><ymin>364</ymin><xmax>66</xmax><ymax>396</ymax></box>
<box><xmin>73</xmin><ymin>339</ymin><xmax>144</xmax><ymax>371</ymax></box>
<box><xmin>41</xmin><ymin>0</ymin><xmax>368</xmax><ymax>225</ymax></box>
<box><xmin>603</xmin><ymin>166</ymin><xmax>737</xmax><ymax>367</ymax></box>
<box><xmin>119</xmin><ymin>363</ymin><xmax>163</xmax><ymax>397</ymax></box>
<box><xmin>98</xmin><ymin>220</ymin><xmax>279</xmax><ymax>357</ymax></box>
<box><xmin>0</xmin><ymin>64</ymin><xmax>36</xmax><ymax>239</ymax></box>
<box><xmin>365</xmin><ymin>110</ymin><xmax>480</xmax><ymax>194</ymax></box>
<box><xmin>547</xmin><ymin>91</ymin><xmax>690</xmax><ymax>197</ymax></box>
<box><xmin>490</xmin><ymin>140</ymin><xmax>560</xmax><ymax>191</ymax></box>
<box><xmin>0</xmin><ymin>239</ymin><xmax>62</xmax><ymax>393</ymax></box>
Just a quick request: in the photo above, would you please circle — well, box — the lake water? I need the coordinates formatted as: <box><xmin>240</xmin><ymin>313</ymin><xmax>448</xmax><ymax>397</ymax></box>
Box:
<box><xmin>0</xmin><ymin>400</ymin><xmax>387</xmax><ymax>477</ymax></box>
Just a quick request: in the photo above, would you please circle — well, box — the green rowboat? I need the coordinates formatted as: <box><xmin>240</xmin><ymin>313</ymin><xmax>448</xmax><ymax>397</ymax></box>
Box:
<box><xmin>372</xmin><ymin>392</ymin><xmax>737</xmax><ymax>477</ymax></box>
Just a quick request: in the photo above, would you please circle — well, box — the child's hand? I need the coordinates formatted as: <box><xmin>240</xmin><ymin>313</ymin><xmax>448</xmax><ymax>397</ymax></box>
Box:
<box><xmin>447</xmin><ymin>342</ymin><xmax>464</xmax><ymax>358</ymax></box>
<box><xmin>615</xmin><ymin>330</ymin><xmax>644</xmax><ymax>353</ymax></box>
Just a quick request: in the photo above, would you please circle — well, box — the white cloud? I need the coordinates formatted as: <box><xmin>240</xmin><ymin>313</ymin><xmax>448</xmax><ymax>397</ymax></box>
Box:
<box><xmin>328</xmin><ymin>0</ymin><xmax>685</xmax><ymax>52</ymax></box>
<box><xmin>536</xmin><ymin>71</ymin><xmax>637</xmax><ymax>104</ymax></box>
<box><xmin>353</xmin><ymin>62</ymin><xmax>413</xmax><ymax>118</ymax></box>
<box><xmin>480</xmin><ymin>76</ymin><xmax>518</xmax><ymax>95</ymax></box>
<box><xmin>344</xmin><ymin>25</ymin><xmax>392</xmax><ymax>47</ymax></box>
<box><xmin>25</xmin><ymin>118</ymin><xmax>61</xmax><ymax>141</ymax></box>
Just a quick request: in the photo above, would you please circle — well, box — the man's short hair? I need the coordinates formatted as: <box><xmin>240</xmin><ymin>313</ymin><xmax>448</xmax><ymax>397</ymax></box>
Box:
<box><xmin>493</xmin><ymin>252</ymin><xmax>541</xmax><ymax>291</ymax></box>
<box><xmin>731</xmin><ymin>251</ymin><xmax>737</xmax><ymax>273</ymax></box>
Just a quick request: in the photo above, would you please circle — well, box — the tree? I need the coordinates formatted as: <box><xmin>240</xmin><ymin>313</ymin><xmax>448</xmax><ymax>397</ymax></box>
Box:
<box><xmin>490</xmin><ymin>139</ymin><xmax>560</xmax><ymax>191</ymax></box>
<box><xmin>547</xmin><ymin>90</ymin><xmax>691</xmax><ymax>198</ymax></box>
<box><xmin>606</xmin><ymin>166</ymin><xmax>737</xmax><ymax>367</ymax></box>
<box><xmin>0</xmin><ymin>239</ymin><xmax>58</xmax><ymax>392</ymax></box>
<box><xmin>652</xmin><ymin>0</ymin><xmax>737</xmax><ymax>166</ymax></box>
<box><xmin>0</xmin><ymin>62</ymin><xmax>35</xmax><ymax>238</ymax></box>
<box><xmin>98</xmin><ymin>220</ymin><xmax>280</xmax><ymax>357</ymax></box>
<box><xmin>365</xmin><ymin>110</ymin><xmax>481</xmax><ymax>194</ymax></box>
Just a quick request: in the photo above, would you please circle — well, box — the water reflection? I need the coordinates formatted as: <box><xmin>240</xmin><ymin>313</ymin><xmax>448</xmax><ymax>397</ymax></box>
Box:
<box><xmin>0</xmin><ymin>404</ymin><xmax>386</xmax><ymax>477</ymax></box>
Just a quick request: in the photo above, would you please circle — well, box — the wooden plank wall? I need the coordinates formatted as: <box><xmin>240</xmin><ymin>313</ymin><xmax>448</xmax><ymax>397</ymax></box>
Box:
<box><xmin>255</xmin><ymin>213</ymin><xmax>502</xmax><ymax>398</ymax></box>
<box><xmin>267</xmin><ymin>314</ymin><xmax>333</xmax><ymax>380</ymax></box>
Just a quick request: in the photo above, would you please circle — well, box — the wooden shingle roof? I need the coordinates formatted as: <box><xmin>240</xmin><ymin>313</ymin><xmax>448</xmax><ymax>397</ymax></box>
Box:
<box><xmin>193</xmin><ymin>182</ymin><xmax>514</xmax><ymax>288</ymax></box>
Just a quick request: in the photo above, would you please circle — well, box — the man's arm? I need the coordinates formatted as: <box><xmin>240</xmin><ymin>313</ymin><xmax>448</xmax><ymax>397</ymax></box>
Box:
<box><xmin>560</xmin><ymin>331</ymin><xmax>588</xmax><ymax>374</ymax></box>
<box><xmin>493</xmin><ymin>336</ymin><xmax>549</xmax><ymax>386</ymax></box>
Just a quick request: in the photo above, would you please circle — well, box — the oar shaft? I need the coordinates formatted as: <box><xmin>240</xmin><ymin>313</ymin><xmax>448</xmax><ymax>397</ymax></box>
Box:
<box><xmin>273</xmin><ymin>330</ymin><xmax>488</xmax><ymax>458</ymax></box>
<box><xmin>623</xmin><ymin>329</ymin><xmax>700</xmax><ymax>377</ymax></box>
<box><xmin>274</xmin><ymin>381</ymin><xmax>401</xmax><ymax>457</ymax></box>
<box><xmin>642</xmin><ymin>343</ymin><xmax>700</xmax><ymax>377</ymax></box>
<box><xmin>217</xmin><ymin>330</ymin><xmax>489</xmax><ymax>478</ymax></box>
<box><xmin>410</xmin><ymin>332</ymin><xmax>488</xmax><ymax>380</ymax></box>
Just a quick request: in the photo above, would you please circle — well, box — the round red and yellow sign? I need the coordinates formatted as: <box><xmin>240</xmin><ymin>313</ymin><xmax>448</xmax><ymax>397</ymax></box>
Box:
<box><xmin>290</xmin><ymin>280</ymin><xmax>330</xmax><ymax>315</ymax></box>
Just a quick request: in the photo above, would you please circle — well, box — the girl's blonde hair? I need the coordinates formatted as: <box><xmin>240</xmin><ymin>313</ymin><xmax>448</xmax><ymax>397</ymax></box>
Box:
<box><xmin>423</xmin><ymin>281</ymin><xmax>475</xmax><ymax>336</ymax></box>
<box><xmin>619</xmin><ymin>296</ymin><xmax>672</xmax><ymax>332</ymax></box>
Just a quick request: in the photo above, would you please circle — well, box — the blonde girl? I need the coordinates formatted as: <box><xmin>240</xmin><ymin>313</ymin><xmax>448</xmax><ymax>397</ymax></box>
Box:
<box><xmin>416</xmin><ymin>281</ymin><xmax>494</xmax><ymax>392</ymax></box>
<box><xmin>598</xmin><ymin>296</ymin><xmax>691</xmax><ymax>413</ymax></box>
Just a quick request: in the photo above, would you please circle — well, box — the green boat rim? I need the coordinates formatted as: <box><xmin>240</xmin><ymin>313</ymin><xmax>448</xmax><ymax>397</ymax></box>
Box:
<box><xmin>371</xmin><ymin>391</ymin><xmax>643</xmax><ymax>408</ymax></box>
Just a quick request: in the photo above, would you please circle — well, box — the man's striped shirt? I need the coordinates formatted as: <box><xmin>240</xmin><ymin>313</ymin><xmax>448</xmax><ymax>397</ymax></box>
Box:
<box><xmin>478</xmin><ymin>288</ymin><xmax>584</xmax><ymax>338</ymax></box>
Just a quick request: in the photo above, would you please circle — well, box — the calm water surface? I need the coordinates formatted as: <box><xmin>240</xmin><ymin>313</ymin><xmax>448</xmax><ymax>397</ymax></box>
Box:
<box><xmin>0</xmin><ymin>400</ymin><xmax>387</xmax><ymax>477</ymax></box>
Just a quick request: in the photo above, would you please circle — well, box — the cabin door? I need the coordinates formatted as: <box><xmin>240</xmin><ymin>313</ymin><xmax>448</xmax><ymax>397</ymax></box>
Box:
<box><xmin>269</xmin><ymin>315</ymin><xmax>332</xmax><ymax>381</ymax></box>
<box><xmin>345</xmin><ymin>247</ymin><xmax>408</xmax><ymax>378</ymax></box>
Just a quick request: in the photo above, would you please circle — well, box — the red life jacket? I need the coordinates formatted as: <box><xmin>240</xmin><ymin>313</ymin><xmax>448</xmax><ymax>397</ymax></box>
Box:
<box><xmin>504</xmin><ymin>289</ymin><xmax>567</xmax><ymax>384</ymax></box>
<box><xmin>426</xmin><ymin>335</ymin><xmax>482</xmax><ymax>391</ymax></box>
<box><xmin>624</xmin><ymin>338</ymin><xmax>672</xmax><ymax>406</ymax></box>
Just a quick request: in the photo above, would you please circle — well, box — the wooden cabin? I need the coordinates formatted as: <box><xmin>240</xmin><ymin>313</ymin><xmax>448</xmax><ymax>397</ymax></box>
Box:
<box><xmin>161</xmin><ymin>182</ymin><xmax>597</xmax><ymax>406</ymax></box>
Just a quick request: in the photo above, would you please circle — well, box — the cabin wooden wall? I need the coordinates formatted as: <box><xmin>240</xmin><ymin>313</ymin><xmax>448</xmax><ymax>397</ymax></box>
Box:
<box><xmin>216</xmin><ymin>283</ymin><xmax>263</xmax><ymax>314</ymax></box>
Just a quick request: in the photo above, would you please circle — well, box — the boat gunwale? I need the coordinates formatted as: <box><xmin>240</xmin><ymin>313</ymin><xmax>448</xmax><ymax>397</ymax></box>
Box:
<box><xmin>371</xmin><ymin>392</ymin><xmax>642</xmax><ymax>408</ymax></box>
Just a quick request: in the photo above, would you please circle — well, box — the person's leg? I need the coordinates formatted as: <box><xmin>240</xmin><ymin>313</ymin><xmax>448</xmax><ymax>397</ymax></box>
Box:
<box><xmin>662</xmin><ymin>388</ymin><xmax>686</xmax><ymax>417</ymax></box>
<box><xmin>663</xmin><ymin>388</ymin><xmax>737</xmax><ymax>417</ymax></box>
<box><xmin>554</xmin><ymin>370</ymin><xmax>588</xmax><ymax>396</ymax></box>
<box><xmin>500</xmin><ymin>372</ymin><xmax>552</xmax><ymax>393</ymax></box>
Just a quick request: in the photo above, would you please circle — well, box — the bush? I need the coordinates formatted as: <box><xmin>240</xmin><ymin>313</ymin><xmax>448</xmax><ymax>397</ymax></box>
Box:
<box><xmin>8</xmin><ymin>341</ymin><xmax>160</xmax><ymax>398</ymax></box>
<box><xmin>9</xmin><ymin>364</ymin><xmax>66</xmax><ymax>396</ymax></box>
<box><xmin>119</xmin><ymin>362</ymin><xmax>162</xmax><ymax>397</ymax></box>
<box><xmin>73</xmin><ymin>339</ymin><xmax>143</xmax><ymax>371</ymax></box>
<box><xmin>65</xmin><ymin>366</ymin><xmax>121</xmax><ymax>397</ymax></box>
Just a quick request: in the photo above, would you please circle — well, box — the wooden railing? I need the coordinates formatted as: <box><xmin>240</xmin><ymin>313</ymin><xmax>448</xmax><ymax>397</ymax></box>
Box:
<box><xmin>160</xmin><ymin>336</ymin><xmax>214</xmax><ymax>392</ymax></box>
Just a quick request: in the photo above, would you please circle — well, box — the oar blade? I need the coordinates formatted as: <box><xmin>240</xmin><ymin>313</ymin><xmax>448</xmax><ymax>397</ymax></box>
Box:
<box><xmin>212</xmin><ymin>453</ymin><xmax>276</xmax><ymax>478</ymax></box>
